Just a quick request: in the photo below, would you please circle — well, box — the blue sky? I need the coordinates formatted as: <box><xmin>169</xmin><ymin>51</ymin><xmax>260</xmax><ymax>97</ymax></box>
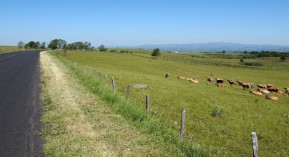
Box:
<box><xmin>1</xmin><ymin>0</ymin><xmax>289</xmax><ymax>46</ymax></box>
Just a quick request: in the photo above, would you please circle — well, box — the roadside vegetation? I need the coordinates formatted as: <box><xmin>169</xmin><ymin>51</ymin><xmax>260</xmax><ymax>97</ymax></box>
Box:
<box><xmin>49</xmin><ymin>48</ymin><xmax>289</xmax><ymax>156</ymax></box>
<box><xmin>40</xmin><ymin>51</ymin><xmax>179</xmax><ymax>156</ymax></box>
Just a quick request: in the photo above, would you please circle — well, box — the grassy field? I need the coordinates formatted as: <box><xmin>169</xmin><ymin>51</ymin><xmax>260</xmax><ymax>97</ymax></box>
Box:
<box><xmin>52</xmin><ymin>49</ymin><xmax>289</xmax><ymax>156</ymax></box>
<box><xmin>0</xmin><ymin>46</ymin><xmax>22</xmax><ymax>53</ymax></box>
<box><xmin>40</xmin><ymin>51</ymin><xmax>178</xmax><ymax>156</ymax></box>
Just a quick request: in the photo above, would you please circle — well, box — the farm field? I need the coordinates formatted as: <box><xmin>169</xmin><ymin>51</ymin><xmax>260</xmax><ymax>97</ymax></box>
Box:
<box><xmin>53</xmin><ymin>50</ymin><xmax>289</xmax><ymax>156</ymax></box>
<box><xmin>0</xmin><ymin>46</ymin><xmax>21</xmax><ymax>53</ymax></box>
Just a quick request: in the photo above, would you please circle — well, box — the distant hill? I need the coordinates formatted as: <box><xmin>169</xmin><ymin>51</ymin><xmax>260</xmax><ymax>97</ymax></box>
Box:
<box><xmin>119</xmin><ymin>42</ymin><xmax>289</xmax><ymax>52</ymax></box>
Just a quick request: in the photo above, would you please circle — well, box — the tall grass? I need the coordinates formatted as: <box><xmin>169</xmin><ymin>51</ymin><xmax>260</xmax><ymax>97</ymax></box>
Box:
<box><xmin>53</xmin><ymin>50</ymin><xmax>289</xmax><ymax>156</ymax></box>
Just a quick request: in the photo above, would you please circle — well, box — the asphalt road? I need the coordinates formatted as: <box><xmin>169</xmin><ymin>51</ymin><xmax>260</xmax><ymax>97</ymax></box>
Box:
<box><xmin>0</xmin><ymin>51</ymin><xmax>43</xmax><ymax>157</ymax></box>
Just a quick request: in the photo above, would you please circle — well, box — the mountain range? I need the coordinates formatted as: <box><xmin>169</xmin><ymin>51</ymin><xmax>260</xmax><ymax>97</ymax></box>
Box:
<box><xmin>120</xmin><ymin>42</ymin><xmax>289</xmax><ymax>52</ymax></box>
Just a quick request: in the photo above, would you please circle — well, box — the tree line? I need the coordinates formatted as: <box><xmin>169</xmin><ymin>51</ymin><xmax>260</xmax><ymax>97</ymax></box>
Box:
<box><xmin>17</xmin><ymin>41</ymin><xmax>46</xmax><ymax>49</ymax></box>
<box><xmin>17</xmin><ymin>39</ymin><xmax>105</xmax><ymax>51</ymax></box>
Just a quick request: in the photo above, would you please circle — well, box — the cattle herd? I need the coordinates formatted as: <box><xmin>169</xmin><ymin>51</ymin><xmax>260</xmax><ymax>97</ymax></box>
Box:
<box><xmin>174</xmin><ymin>74</ymin><xmax>289</xmax><ymax>101</ymax></box>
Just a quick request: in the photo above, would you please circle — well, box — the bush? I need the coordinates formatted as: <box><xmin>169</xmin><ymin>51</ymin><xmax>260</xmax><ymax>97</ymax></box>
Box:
<box><xmin>98</xmin><ymin>45</ymin><xmax>107</xmax><ymax>52</ymax></box>
<box><xmin>152</xmin><ymin>48</ymin><xmax>161</xmax><ymax>57</ymax></box>
<box><xmin>280</xmin><ymin>54</ymin><xmax>286</xmax><ymax>61</ymax></box>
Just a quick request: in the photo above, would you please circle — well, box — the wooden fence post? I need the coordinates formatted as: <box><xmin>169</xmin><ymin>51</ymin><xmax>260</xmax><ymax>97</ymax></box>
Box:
<box><xmin>111</xmin><ymin>77</ymin><xmax>116</xmax><ymax>93</ymax></box>
<box><xmin>99</xmin><ymin>72</ymin><xmax>102</xmax><ymax>78</ymax></box>
<box><xmin>180</xmin><ymin>108</ymin><xmax>186</xmax><ymax>141</ymax></box>
<box><xmin>126</xmin><ymin>84</ymin><xmax>130</xmax><ymax>99</ymax></box>
<box><xmin>104</xmin><ymin>73</ymin><xmax>108</xmax><ymax>84</ymax></box>
<box><xmin>251</xmin><ymin>132</ymin><xmax>258</xmax><ymax>157</ymax></box>
<box><xmin>146</xmin><ymin>95</ymin><xmax>149</xmax><ymax>112</ymax></box>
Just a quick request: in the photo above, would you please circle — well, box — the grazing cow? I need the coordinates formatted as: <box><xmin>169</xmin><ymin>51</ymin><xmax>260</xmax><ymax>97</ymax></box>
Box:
<box><xmin>258</xmin><ymin>88</ymin><xmax>270</xmax><ymax>94</ymax></box>
<box><xmin>266</xmin><ymin>84</ymin><xmax>274</xmax><ymax>88</ymax></box>
<box><xmin>216</xmin><ymin>78</ymin><xmax>224</xmax><ymax>84</ymax></box>
<box><xmin>250</xmin><ymin>90</ymin><xmax>263</xmax><ymax>96</ymax></box>
<box><xmin>236</xmin><ymin>81</ymin><xmax>253</xmax><ymax>89</ymax></box>
<box><xmin>266</xmin><ymin>95</ymin><xmax>279</xmax><ymax>101</ymax></box>
<box><xmin>177</xmin><ymin>76</ymin><xmax>186</xmax><ymax>80</ymax></box>
<box><xmin>227</xmin><ymin>79</ymin><xmax>235</xmax><ymax>86</ymax></box>
<box><xmin>207</xmin><ymin>78</ymin><xmax>215</xmax><ymax>85</ymax></box>
<box><xmin>267</xmin><ymin>86</ymin><xmax>279</xmax><ymax>93</ymax></box>
<box><xmin>284</xmin><ymin>87</ymin><xmax>289</xmax><ymax>94</ymax></box>
<box><xmin>257</xmin><ymin>84</ymin><xmax>267</xmax><ymax>89</ymax></box>
<box><xmin>216</xmin><ymin>78</ymin><xmax>224</xmax><ymax>87</ymax></box>
<box><xmin>242</xmin><ymin>83</ymin><xmax>254</xmax><ymax>90</ymax></box>
<box><xmin>237</xmin><ymin>81</ymin><xmax>244</xmax><ymax>86</ymax></box>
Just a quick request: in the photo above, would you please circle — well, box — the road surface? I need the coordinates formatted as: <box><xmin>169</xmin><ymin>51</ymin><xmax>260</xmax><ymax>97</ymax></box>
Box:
<box><xmin>0</xmin><ymin>51</ymin><xmax>43</xmax><ymax>156</ymax></box>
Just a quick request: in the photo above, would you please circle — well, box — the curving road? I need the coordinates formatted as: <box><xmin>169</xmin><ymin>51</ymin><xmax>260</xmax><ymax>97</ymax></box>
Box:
<box><xmin>0</xmin><ymin>51</ymin><xmax>43</xmax><ymax>157</ymax></box>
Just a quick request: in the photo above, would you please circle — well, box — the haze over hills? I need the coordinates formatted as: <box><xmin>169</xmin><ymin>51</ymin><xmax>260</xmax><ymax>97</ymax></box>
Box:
<box><xmin>119</xmin><ymin>42</ymin><xmax>289</xmax><ymax>52</ymax></box>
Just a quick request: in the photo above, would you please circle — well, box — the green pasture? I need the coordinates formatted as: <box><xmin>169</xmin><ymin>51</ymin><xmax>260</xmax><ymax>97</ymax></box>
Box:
<box><xmin>55</xmin><ymin>50</ymin><xmax>289</xmax><ymax>156</ymax></box>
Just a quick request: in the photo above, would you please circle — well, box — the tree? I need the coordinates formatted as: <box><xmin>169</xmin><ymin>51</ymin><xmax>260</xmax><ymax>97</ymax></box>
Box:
<box><xmin>26</xmin><ymin>41</ymin><xmax>37</xmax><ymax>49</ymax></box>
<box><xmin>98</xmin><ymin>45</ymin><xmax>107</xmax><ymax>51</ymax></box>
<box><xmin>84</xmin><ymin>41</ymin><xmax>91</xmax><ymax>51</ymax></box>
<box><xmin>152</xmin><ymin>48</ymin><xmax>161</xmax><ymax>57</ymax></box>
<box><xmin>40</xmin><ymin>42</ymin><xmax>46</xmax><ymax>49</ymax></box>
<box><xmin>17</xmin><ymin>41</ymin><xmax>25</xmax><ymax>48</ymax></box>
<box><xmin>280</xmin><ymin>54</ymin><xmax>286</xmax><ymax>61</ymax></box>
<box><xmin>36</xmin><ymin>41</ymin><xmax>41</xmax><ymax>49</ymax></box>
<box><xmin>58</xmin><ymin>39</ymin><xmax>67</xmax><ymax>49</ymax></box>
<box><xmin>48</xmin><ymin>39</ymin><xmax>67</xmax><ymax>50</ymax></box>
<box><xmin>48</xmin><ymin>39</ymin><xmax>59</xmax><ymax>50</ymax></box>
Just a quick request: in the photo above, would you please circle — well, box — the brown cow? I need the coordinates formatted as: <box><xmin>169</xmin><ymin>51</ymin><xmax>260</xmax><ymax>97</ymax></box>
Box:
<box><xmin>242</xmin><ymin>83</ymin><xmax>254</xmax><ymax>90</ymax></box>
<box><xmin>257</xmin><ymin>84</ymin><xmax>267</xmax><ymax>89</ymax></box>
<box><xmin>189</xmin><ymin>79</ymin><xmax>199</xmax><ymax>83</ymax></box>
<box><xmin>267</xmin><ymin>86</ymin><xmax>279</xmax><ymax>93</ymax></box>
<box><xmin>250</xmin><ymin>90</ymin><xmax>263</xmax><ymax>96</ymax></box>
<box><xmin>237</xmin><ymin>81</ymin><xmax>244</xmax><ymax>86</ymax></box>
<box><xmin>177</xmin><ymin>76</ymin><xmax>186</xmax><ymax>80</ymax></box>
<box><xmin>266</xmin><ymin>95</ymin><xmax>279</xmax><ymax>101</ymax></box>
<box><xmin>186</xmin><ymin>77</ymin><xmax>194</xmax><ymax>81</ymax></box>
<box><xmin>266</xmin><ymin>84</ymin><xmax>274</xmax><ymax>88</ymax></box>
